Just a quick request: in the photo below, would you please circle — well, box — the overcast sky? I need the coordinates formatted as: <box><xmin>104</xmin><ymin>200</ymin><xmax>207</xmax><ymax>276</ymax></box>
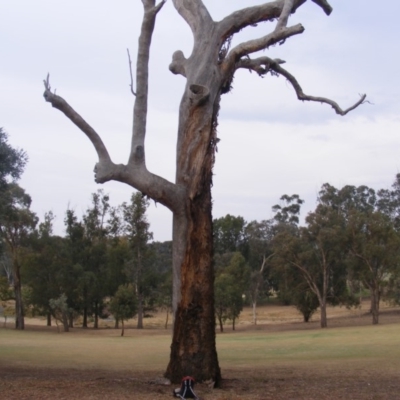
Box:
<box><xmin>1</xmin><ymin>1</ymin><xmax>400</xmax><ymax>241</ymax></box>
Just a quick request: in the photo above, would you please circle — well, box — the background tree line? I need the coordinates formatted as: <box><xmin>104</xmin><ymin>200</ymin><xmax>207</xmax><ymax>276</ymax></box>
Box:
<box><xmin>2</xmin><ymin>127</ymin><xmax>400</xmax><ymax>332</ymax></box>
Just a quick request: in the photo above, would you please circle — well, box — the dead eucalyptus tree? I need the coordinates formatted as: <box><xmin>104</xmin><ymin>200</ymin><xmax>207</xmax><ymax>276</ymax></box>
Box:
<box><xmin>43</xmin><ymin>0</ymin><xmax>366</xmax><ymax>384</ymax></box>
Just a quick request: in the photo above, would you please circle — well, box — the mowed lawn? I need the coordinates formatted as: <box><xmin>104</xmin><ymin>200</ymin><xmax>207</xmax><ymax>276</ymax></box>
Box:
<box><xmin>1</xmin><ymin>322</ymin><xmax>400</xmax><ymax>372</ymax></box>
<box><xmin>2</xmin><ymin>305</ymin><xmax>400</xmax><ymax>399</ymax></box>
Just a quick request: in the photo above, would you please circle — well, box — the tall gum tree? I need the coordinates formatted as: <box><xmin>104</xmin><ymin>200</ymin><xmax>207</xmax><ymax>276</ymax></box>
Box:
<box><xmin>43</xmin><ymin>0</ymin><xmax>366</xmax><ymax>384</ymax></box>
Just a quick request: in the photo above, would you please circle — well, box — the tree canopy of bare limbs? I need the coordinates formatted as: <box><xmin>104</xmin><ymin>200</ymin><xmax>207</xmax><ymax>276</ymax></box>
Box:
<box><xmin>43</xmin><ymin>0</ymin><xmax>366</xmax><ymax>385</ymax></box>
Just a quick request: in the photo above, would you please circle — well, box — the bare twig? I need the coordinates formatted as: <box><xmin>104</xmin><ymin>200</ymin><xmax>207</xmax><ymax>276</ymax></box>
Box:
<box><xmin>127</xmin><ymin>49</ymin><xmax>136</xmax><ymax>96</ymax></box>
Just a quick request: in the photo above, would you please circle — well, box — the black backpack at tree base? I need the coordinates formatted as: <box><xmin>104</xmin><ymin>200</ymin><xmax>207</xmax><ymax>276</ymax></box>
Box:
<box><xmin>173</xmin><ymin>376</ymin><xmax>199</xmax><ymax>399</ymax></box>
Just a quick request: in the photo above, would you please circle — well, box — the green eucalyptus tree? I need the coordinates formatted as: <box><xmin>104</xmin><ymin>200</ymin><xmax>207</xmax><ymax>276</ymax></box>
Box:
<box><xmin>109</xmin><ymin>284</ymin><xmax>137</xmax><ymax>336</ymax></box>
<box><xmin>121</xmin><ymin>192</ymin><xmax>153</xmax><ymax>329</ymax></box>
<box><xmin>347</xmin><ymin>209</ymin><xmax>400</xmax><ymax>324</ymax></box>
<box><xmin>215</xmin><ymin>252</ymin><xmax>249</xmax><ymax>332</ymax></box>
<box><xmin>318</xmin><ymin>182</ymin><xmax>400</xmax><ymax>325</ymax></box>
<box><xmin>272</xmin><ymin>190</ymin><xmax>349</xmax><ymax>328</ymax></box>
<box><xmin>0</xmin><ymin>128</ymin><xmax>27</xmax><ymax>190</ymax></box>
<box><xmin>81</xmin><ymin>190</ymin><xmax>111</xmax><ymax>328</ymax></box>
<box><xmin>0</xmin><ymin>184</ymin><xmax>37</xmax><ymax>329</ymax></box>
<box><xmin>0</xmin><ymin>129</ymin><xmax>31</xmax><ymax>329</ymax></box>
<box><xmin>245</xmin><ymin>219</ymin><xmax>275</xmax><ymax>325</ymax></box>
<box><xmin>22</xmin><ymin>211</ymin><xmax>68</xmax><ymax>326</ymax></box>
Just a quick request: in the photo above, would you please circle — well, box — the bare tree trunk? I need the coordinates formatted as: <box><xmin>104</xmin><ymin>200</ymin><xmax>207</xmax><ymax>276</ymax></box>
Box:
<box><xmin>121</xmin><ymin>319</ymin><xmax>125</xmax><ymax>337</ymax></box>
<box><xmin>114</xmin><ymin>317</ymin><xmax>119</xmax><ymax>329</ymax></box>
<box><xmin>137</xmin><ymin>293</ymin><xmax>143</xmax><ymax>329</ymax></box>
<box><xmin>82</xmin><ymin>307</ymin><xmax>88</xmax><ymax>328</ymax></box>
<box><xmin>252</xmin><ymin>301</ymin><xmax>257</xmax><ymax>325</ymax></box>
<box><xmin>62</xmin><ymin>312</ymin><xmax>69</xmax><ymax>332</ymax></box>
<box><xmin>218</xmin><ymin>316</ymin><xmax>224</xmax><ymax>333</ymax></box>
<box><xmin>320</xmin><ymin>301</ymin><xmax>328</xmax><ymax>328</ymax></box>
<box><xmin>370</xmin><ymin>286</ymin><xmax>380</xmax><ymax>325</ymax></box>
<box><xmin>68</xmin><ymin>313</ymin><xmax>74</xmax><ymax>328</ymax></box>
<box><xmin>320</xmin><ymin>261</ymin><xmax>328</xmax><ymax>329</ymax></box>
<box><xmin>164</xmin><ymin>309</ymin><xmax>169</xmax><ymax>330</ymax></box>
<box><xmin>94</xmin><ymin>301</ymin><xmax>99</xmax><ymax>329</ymax></box>
<box><xmin>135</xmin><ymin>246</ymin><xmax>144</xmax><ymax>329</ymax></box>
<box><xmin>251</xmin><ymin>255</ymin><xmax>269</xmax><ymax>325</ymax></box>
<box><xmin>13</xmin><ymin>259</ymin><xmax>24</xmax><ymax>330</ymax></box>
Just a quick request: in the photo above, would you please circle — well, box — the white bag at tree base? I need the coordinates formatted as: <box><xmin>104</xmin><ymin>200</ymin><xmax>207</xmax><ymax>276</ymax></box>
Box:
<box><xmin>173</xmin><ymin>376</ymin><xmax>200</xmax><ymax>399</ymax></box>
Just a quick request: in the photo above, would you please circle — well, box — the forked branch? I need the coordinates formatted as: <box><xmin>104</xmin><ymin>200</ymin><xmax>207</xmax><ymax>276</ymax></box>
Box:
<box><xmin>43</xmin><ymin>73</ymin><xmax>182</xmax><ymax>211</ymax></box>
<box><xmin>218</xmin><ymin>1</ymin><xmax>300</xmax><ymax>39</ymax></box>
<box><xmin>236</xmin><ymin>57</ymin><xmax>367</xmax><ymax>115</ymax></box>
<box><xmin>219</xmin><ymin>0</ymin><xmax>332</xmax><ymax>40</ymax></box>
<box><xmin>218</xmin><ymin>0</ymin><xmax>334</xmax><ymax>69</ymax></box>
<box><xmin>172</xmin><ymin>0</ymin><xmax>213</xmax><ymax>37</ymax></box>
<box><xmin>276</xmin><ymin>0</ymin><xmax>296</xmax><ymax>31</ymax></box>
<box><xmin>227</xmin><ymin>23</ymin><xmax>304</xmax><ymax>61</ymax></box>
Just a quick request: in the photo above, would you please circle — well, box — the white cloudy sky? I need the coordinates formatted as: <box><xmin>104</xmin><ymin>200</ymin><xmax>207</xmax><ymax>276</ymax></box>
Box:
<box><xmin>1</xmin><ymin>1</ymin><xmax>400</xmax><ymax>241</ymax></box>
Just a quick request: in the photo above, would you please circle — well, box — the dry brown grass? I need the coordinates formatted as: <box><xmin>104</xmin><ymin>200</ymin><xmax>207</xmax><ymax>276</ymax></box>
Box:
<box><xmin>1</xmin><ymin>300</ymin><xmax>400</xmax><ymax>399</ymax></box>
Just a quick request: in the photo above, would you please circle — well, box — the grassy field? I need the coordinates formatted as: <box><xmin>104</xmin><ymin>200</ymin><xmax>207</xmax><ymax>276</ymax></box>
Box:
<box><xmin>1</xmin><ymin>303</ymin><xmax>400</xmax><ymax>399</ymax></box>
<box><xmin>1</xmin><ymin>323</ymin><xmax>399</xmax><ymax>371</ymax></box>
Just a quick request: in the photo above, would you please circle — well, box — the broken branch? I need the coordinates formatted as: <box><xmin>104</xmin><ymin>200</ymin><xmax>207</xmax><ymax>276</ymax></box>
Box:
<box><xmin>43</xmin><ymin>74</ymin><xmax>112</xmax><ymax>163</ymax></box>
<box><xmin>311</xmin><ymin>0</ymin><xmax>333</xmax><ymax>16</ymax></box>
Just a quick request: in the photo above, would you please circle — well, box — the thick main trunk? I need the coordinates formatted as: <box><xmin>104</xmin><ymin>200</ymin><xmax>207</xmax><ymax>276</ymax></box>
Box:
<box><xmin>166</xmin><ymin>26</ymin><xmax>224</xmax><ymax>385</ymax></box>
<box><xmin>166</xmin><ymin>83</ymin><xmax>222</xmax><ymax>383</ymax></box>
<box><xmin>166</xmin><ymin>192</ymin><xmax>220</xmax><ymax>384</ymax></box>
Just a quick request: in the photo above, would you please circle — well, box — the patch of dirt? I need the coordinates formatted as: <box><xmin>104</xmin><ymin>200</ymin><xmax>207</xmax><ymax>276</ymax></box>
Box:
<box><xmin>1</xmin><ymin>365</ymin><xmax>399</xmax><ymax>399</ymax></box>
